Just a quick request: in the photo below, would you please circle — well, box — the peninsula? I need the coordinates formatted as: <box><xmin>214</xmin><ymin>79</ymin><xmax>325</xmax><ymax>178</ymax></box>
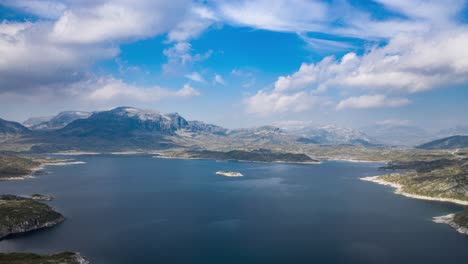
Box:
<box><xmin>361</xmin><ymin>153</ymin><xmax>468</xmax><ymax>235</ymax></box>
<box><xmin>0</xmin><ymin>195</ymin><xmax>64</xmax><ymax>240</ymax></box>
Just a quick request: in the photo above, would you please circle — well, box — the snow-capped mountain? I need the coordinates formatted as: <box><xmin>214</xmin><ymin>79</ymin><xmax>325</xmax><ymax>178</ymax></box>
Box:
<box><xmin>24</xmin><ymin>111</ymin><xmax>91</xmax><ymax>130</ymax></box>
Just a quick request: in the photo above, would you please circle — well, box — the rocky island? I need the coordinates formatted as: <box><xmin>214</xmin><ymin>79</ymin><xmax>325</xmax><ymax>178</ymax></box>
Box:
<box><xmin>0</xmin><ymin>195</ymin><xmax>64</xmax><ymax>240</ymax></box>
<box><xmin>0</xmin><ymin>252</ymin><xmax>89</xmax><ymax>264</ymax></box>
<box><xmin>216</xmin><ymin>171</ymin><xmax>243</xmax><ymax>177</ymax></box>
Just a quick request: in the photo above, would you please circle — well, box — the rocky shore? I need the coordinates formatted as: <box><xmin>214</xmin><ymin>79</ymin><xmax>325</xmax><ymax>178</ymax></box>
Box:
<box><xmin>433</xmin><ymin>213</ymin><xmax>468</xmax><ymax>235</ymax></box>
<box><xmin>0</xmin><ymin>195</ymin><xmax>64</xmax><ymax>240</ymax></box>
<box><xmin>0</xmin><ymin>252</ymin><xmax>89</xmax><ymax>264</ymax></box>
<box><xmin>360</xmin><ymin>175</ymin><xmax>468</xmax><ymax>206</ymax></box>
<box><xmin>216</xmin><ymin>171</ymin><xmax>243</xmax><ymax>177</ymax></box>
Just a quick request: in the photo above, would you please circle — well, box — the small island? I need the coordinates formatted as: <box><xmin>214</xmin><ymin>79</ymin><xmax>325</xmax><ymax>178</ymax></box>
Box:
<box><xmin>216</xmin><ymin>171</ymin><xmax>244</xmax><ymax>177</ymax></box>
<box><xmin>0</xmin><ymin>252</ymin><xmax>89</xmax><ymax>264</ymax></box>
<box><xmin>0</xmin><ymin>195</ymin><xmax>64</xmax><ymax>240</ymax></box>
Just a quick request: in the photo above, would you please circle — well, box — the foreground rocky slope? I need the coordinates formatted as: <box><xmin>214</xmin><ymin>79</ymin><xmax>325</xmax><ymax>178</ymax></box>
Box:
<box><xmin>362</xmin><ymin>150</ymin><xmax>468</xmax><ymax>235</ymax></box>
<box><xmin>0</xmin><ymin>154</ymin><xmax>41</xmax><ymax>179</ymax></box>
<box><xmin>0</xmin><ymin>252</ymin><xmax>88</xmax><ymax>264</ymax></box>
<box><xmin>417</xmin><ymin>135</ymin><xmax>468</xmax><ymax>149</ymax></box>
<box><xmin>0</xmin><ymin>195</ymin><xmax>64</xmax><ymax>240</ymax></box>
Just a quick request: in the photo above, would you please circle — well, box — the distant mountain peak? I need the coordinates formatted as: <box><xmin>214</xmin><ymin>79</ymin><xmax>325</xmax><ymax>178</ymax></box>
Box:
<box><xmin>23</xmin><ymin>111</ymin><xmax>91</xmax><ymax>130</ymax></box>
<box><xmin>417</xmin><ymin>135</ymin><xmax>468</xmax><ymax>150</ymax></box>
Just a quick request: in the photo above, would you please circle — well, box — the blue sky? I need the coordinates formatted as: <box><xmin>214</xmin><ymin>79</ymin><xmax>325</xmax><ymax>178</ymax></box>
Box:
<box><xmin>0</xmin><ymin>0</ymin><xmax>467</xmax><ymax>131</ymax></box>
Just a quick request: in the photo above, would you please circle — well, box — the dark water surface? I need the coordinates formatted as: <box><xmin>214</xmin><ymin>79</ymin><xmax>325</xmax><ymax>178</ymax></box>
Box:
<box><xmin>0</xmin><ymin>155</ymin><xmax>467</xmax><ymax>264</ymax></box>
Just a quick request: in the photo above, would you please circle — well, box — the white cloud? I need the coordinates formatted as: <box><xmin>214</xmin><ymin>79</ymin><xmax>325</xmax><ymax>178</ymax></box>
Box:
<box><xmin>245</xmin><ymin>90</ymin><xmax>325</xmax><ymax>116</ymax></box>
<box><xmin>0</xmin><ymin>21</ymin><xmax>118</xmax><ymax>91</ymax></box>
<box><xmin>167</xmin><ymin>5</ymin><xmax>218</xmax><ymax>42</ymax></box>
<box><xmin>163</xmin><ymin>42</ymin><xmax>212</xmax><ymax>73</ymax></box>
<box><xmin>50</xmin><ymin>0</ymin><xmax>189</xmax><ymax>44</ymax></box>
<box><xmin>213</xmin><ymin>74</ymin><xmax>225</xmax><ymax>85</ymax></box>
<box><xmin>273</xmin><ymin>28</ymin><xmax>468</xmax><ymax>94</ymax></box>
<box><xmin>0</xmin><ymin>0</ymin><xmax>203</xmax><ymax>97</ymax></box>
<box><xmin>185</xmin><ymin>72</ymin><xmax>205</xmax><ymax>83</ymax></box>
<box><xmin>85</xmin><ymin>78</ymin><xmax>200</xmax><ymax>102</ymax></box>
<box><xmin>216</xmin><ymin>0</ymin><xmax>329</xmax><ymax>33</ymax></box>
<box><xmin>336</xmin><ymin>95</ymin><xmax>410</xmax><ymax>110</ymax></box>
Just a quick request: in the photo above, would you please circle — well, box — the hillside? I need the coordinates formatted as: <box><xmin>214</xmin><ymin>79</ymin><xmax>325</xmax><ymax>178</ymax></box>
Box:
<box><xmin>24</xmin><ymin>111</ymin><xmax>91</xmax><ymax>130</ymax></box>
<box><xmin>417</xmin><ymin>135</ymin><xmax>468</xmax><ymax>150</ymax></box>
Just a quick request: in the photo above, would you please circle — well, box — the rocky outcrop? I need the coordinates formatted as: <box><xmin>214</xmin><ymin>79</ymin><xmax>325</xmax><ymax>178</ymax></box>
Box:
<box><xmin>433</xmin><ymin>213</ymin><xmax>468</xmax><ymax>235</ymax></box>
<box><xmin>0</xmin><ymin>252</ymin><xmax>89</xmax><ymax>264</ymax></box>
<box><xmin>0</xmin><ymin>195</ymin><xmax>64</xmax><ymax>240</ymax></box>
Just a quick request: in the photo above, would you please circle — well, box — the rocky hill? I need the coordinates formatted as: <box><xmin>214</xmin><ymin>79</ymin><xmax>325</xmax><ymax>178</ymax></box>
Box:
<box><xmin>417</xmin><ymin>135</ymin><xmax>468</xmax><ymax>150</ymax></box>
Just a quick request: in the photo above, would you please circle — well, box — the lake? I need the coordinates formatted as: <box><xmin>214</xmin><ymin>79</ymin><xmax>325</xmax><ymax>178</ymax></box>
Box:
<box><xmin>0</xmin><ymin>155</ymin><xmax>467</xmax><ymax>264</ymax></box>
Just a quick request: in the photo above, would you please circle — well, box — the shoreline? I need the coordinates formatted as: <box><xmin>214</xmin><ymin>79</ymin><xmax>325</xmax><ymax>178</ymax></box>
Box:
<box><xmin>0</xmin><ymin>160</ymin><xmax>85</xmax><ymax>181</ymax></box>
<box><xmin>153</xmin><ymin>154</ymin><xmax>322</xmax><ymax>165</ymax></box>
<box><xmin>360</xmin><ymin>175</ymin><xmax>468</xmax><ymax>206</ymax></box>
<box><xmin>327</xmin><ymin>158</ymin><xmax>386</xmax><ymax>163</ymax></box>
<box><xmin>433</xmin><ymin>214</ymin><xmax>468</xmax><ymax>235</ymax></box>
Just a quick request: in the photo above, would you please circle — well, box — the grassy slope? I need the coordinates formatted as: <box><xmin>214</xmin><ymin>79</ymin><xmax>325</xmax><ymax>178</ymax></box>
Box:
<box><xmin>0</xmin><ymin>252</ymin><xmax>83</xmax><ymax>264</ymax></box>
<box><xmin>0</xmin><ymin>154</ymin><xmax>40</xmax><ymax>179</ymax></box>
<box><xmin>0</xmin><ymin>195</ymin><xmax>64</xmax><ymax>239</ymax></box>
<box><xmin>377</xmin><ymin>151</ymin><xmax>468</xmax><ymax>230</ymax></box>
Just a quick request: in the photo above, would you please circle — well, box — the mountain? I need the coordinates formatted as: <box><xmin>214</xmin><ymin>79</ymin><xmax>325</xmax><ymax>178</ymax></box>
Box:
<box><xmin>437</xmin><ymin>126</ymin><xmax>468</xmax><ymax>138</ymax></box>
<box><xmin>286</xmin><ymin>125</ymin><xmax>375</xmax><ymax>146</ymax></box>
<box><xmin>0</xmin><ymin>106</ymin><xmax>395</xmax><ymax>152</ymax></box>
<box><xmin>362</xmin><ymin>124</ymin><xmax>431</xmax><ymax>146</ymax></box>
<box><xmin>186</xmin><ymin>121</ymin><xmax>227</xmax><ymax>135</ymax></box>
<box><xmin>0</xmin><ymin>118</ymin><xmax>30</xmax><ymax>140</ymax></box>
<box><xmin>24</xmin><ymin>111</ymin><xmax>91</xmax><ymax>130</ymax></box>
<box><xmin>56</xmin><ymin>107</ymin><xmax>190</xmax><ymax>138</ymax></box>
<box><xmin>23</xmin><ymin>116</ymin><xmax>53</xmax><ymax>128</ymax></box>
<box><xmin>417</xmin><ymin>135</ymin><xmax>468</xmax><ymax>150</ymax></box>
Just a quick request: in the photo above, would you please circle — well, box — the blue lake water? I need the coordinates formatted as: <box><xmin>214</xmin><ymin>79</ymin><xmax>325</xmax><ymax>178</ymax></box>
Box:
<box><xmin>0</xmin><ymin>155</ymin><xmax>467</xmax><ymax>264</ymax></box>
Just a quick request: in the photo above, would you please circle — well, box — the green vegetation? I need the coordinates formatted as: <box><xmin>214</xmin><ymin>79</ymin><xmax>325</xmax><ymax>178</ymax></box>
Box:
<box><xmin>186</xmin><ymin>149</ymin><xmax>319</xmax><ymax>163</ymax></box>
<box><xmin>374</xmin><ymin>151</ymin><xmax>468</xmax><ymax>233</ymax></box>
<box><xmin>454</xmin><ymin>211</ymin><xmax>468</xmax><ymax>228</ymax></box>
<box><xmin>0</xmin><ymin>195</ymin><xmax>64</xmax><ymax>240</ymax></box>
<box><xmin>0</xmin><ymin>154</ymin><xmax>40</xmax><ymax>179</ymax></box>
<box><xmin>379</xmin><ymin>157</ymin><xmax>468</xmax><ymax>202</ymax></box>
<box><xmin>417</xmin><ymin>135</ymin><xmax>468</xmax><ymax>150</ymax></box>
<box><xmin>0</xmin><ymin>252</ymin><xmax>87</xmax><ymax>264</ymax></box>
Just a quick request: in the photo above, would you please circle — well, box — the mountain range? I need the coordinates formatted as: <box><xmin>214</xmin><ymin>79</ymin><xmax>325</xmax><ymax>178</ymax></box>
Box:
<box><xmin>0</xmin><ymin>106</ymin><xmax>466</xmax><ymax>152</ymax></box>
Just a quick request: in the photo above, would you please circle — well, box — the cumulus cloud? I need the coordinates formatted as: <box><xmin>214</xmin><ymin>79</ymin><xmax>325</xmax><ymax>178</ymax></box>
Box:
<box><xmin>274</xmin><ymin>28</ymin><xmax>468</xmax><ymax>94</ymax></box>
<box><xmin>0</xmin><ymin>0</ymin><xmax>200</xmax><ymax>97</ymax></box>
<box><xmin>246</xmin><ymin>24</ymin><xmax>468</xmax><ymax>115</ymax></box>
<box><xmin>245</xmin><ymin>90</ymin><xmax>327</xmax><ymax>116</ymax></box>
<box><xmin>336</xmin><ymin>95</ymin><xmax>410</xmax><ymax>110</ymax></box>
<box><xmin>0</xmin><ymin>21</ymin><xmax>118</xmax><ymax>91</ymax></box>
<box><xmin>87</xmin><ymin>78</ymin><xmax>199</xmax><ymax>102</ymax></box>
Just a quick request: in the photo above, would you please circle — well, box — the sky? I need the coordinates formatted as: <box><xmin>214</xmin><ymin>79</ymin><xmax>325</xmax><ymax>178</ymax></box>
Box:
<box><xmin>0</xmin><ymin>0</ymin><xmax>467</xmax><ymax>131</ymax></box>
